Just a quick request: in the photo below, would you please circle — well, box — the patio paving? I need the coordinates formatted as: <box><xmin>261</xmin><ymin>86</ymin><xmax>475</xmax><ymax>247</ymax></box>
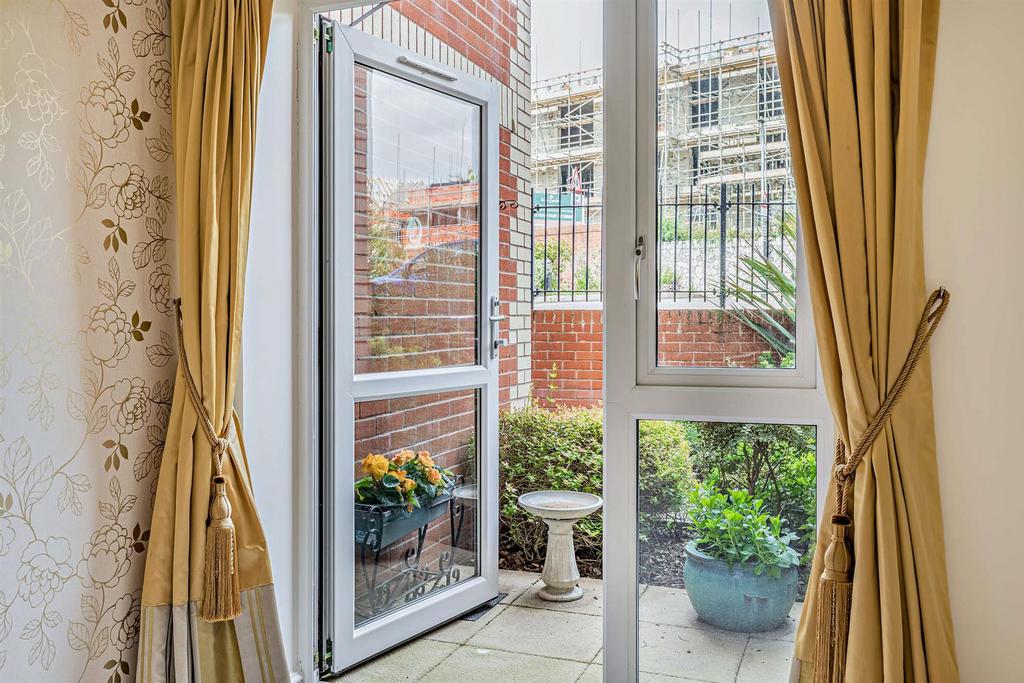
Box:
<box><xmin>338</xmin><ymin>570</ymin><xmax>799</xmax><ymax>682</ymax></box>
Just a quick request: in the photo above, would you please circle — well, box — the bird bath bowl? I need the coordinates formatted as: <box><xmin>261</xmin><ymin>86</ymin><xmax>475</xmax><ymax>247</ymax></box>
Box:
<box><xmin>518</xmin><ymin>490</ymin><xmax>603</xmax><ymax>601</ymax></box>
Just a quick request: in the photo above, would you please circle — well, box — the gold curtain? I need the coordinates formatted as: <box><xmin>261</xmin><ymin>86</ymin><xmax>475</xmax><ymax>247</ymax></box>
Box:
<box><xmin>137</xmin><ymin>0</ymin><xmax>287</xmax><ymax>680</ymax></box>
<box><xmin>768</xmin><ymin>1</ymin><xmax>958</xmax><ymax>680</ymax></box>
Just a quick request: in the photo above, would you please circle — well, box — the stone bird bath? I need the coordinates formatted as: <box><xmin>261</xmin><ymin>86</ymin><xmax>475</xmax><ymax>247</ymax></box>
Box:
<box><xmin>518</xmin><ymin>490</ymin><xmax>603</xmax><ymax>601</ymax></box>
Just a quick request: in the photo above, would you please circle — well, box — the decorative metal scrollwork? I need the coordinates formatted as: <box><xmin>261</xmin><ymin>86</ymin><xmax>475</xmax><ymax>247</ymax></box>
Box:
<box><xmin>354</xmin><ymin>475</ymin><xmax>473</xmax><ymax>621</ymax></box>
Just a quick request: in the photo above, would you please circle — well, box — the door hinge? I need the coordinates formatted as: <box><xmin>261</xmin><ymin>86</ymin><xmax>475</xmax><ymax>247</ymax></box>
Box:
<box><xmin>324</xmin><ymin>24</ymin><xmax>334</xmax><ymax>54</ymax></box>
<box><xmin>323</xmin><ymin>638</ymin><xmax>334</xmax><ymax>671</ymax></box>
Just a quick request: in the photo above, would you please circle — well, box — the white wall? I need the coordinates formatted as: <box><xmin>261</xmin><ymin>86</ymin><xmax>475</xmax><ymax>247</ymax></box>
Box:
<box><xmin>245</xmin><ymin>1</ymin><xmax>1024</xmax><ymax>680</ymax></box>
<box><xmin>245</xmin><ymin>0</ymin><xmax>304</xmax><ymax>679</ymax></box>
<box><xmin>924</xmin><ymin>1</ymin><xmax>1024</xmax><ymax>680</ymax></box>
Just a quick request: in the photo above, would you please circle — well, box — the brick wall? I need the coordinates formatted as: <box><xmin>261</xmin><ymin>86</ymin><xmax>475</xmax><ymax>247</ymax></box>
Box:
<box><xmin>531</xmin><ymin>307</ymin><xmax>790</xmax><ymax>408</ymax></box>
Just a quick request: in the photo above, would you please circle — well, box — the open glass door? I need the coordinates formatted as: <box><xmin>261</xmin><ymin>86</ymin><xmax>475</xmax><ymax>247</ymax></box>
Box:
<box><xmin>318</xmin><ymin>19</ymin><xmax>501</xmax><ymax>675</ymax></box>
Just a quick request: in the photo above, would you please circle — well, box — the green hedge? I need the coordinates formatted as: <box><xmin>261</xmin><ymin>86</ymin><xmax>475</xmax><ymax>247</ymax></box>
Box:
<box><xmin>498</xmin><ymin>404</ymin><xmax>692</xmax><ymax>574</ymax></box>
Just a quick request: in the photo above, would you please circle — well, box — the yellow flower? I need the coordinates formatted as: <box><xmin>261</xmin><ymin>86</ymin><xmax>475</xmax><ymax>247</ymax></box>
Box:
<box><xmin>416</xmin><ymin>451</ymin><xmax>434</xmax><ymax>468</ymax></box>
<box><xmin>392</xmin><ymin>450</ymin><xmax>414</xmax><ymax>466</ymax></box>
<box><xmin>361</xmin><ymin>454</ymin><xmax>389</xmax><ymax>480</ymax></box>
<box><xmin>402</xmin><ymin>477</ymin><xmax>417</xmax><ymax>492</ymax></box>
<box><xmin>426</xmin><ymin>467</ymin><xmax>442</xmax><ymax>485</ymax></box>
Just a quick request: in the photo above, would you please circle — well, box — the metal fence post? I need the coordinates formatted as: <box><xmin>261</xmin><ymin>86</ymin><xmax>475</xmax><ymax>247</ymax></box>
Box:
<box><xmin>719</xmin><ymin>183</ymin><xmax>727</xmax><ymax>308</ymax></box>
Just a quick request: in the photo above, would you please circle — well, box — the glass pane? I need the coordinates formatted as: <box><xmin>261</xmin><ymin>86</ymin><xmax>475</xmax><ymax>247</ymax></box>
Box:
<box><xmin>531</xmin><ymin>16</ymin><xmax>603</xmax><ymax>305</ymax></box>
<box><xmin>636</xmin><ymin>419</ymin><xmax>816</xmax><ymax>679</ymax></box>
<box><xmin>354</xmin><ymin>65</ymin><xmax>481</xmax><ymax>374</ymax></box>
<box><xmin>655</xmin><ymin>1</ymin><xmax>797</xmax><ymax>370</ymax></box>
<box><xmin>354</xmin><ymin>389</ymin><xmax>480</xmax><ymax>628</ymax></box>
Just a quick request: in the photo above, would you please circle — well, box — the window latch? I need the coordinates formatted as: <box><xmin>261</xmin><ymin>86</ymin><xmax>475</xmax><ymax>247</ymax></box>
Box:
<box><xmin>633</xmin><ymin>235</ymin><xmax>645</xmax><ymax>301</ymax></box>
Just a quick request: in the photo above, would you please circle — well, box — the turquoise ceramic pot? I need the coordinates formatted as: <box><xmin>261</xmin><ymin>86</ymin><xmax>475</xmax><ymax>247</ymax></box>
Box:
<box><xmin>683</xmin><ymin>540</ymin><xmax>797</xmax><ymax>632</ymax></box>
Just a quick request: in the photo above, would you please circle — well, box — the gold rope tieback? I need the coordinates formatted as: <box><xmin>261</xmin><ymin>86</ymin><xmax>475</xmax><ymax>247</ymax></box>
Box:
<box><xmin>813</xmin><ymin>287</ymin><xmax>950</xmax><ymax>683</ymax></box>
<box><xmin>174</xmin><ymin>299</ymin><xmax>242</xmax><ymax>622</ymax></box>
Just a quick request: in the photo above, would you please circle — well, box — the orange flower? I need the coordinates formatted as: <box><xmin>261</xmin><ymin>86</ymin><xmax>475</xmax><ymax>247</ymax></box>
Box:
<box><xmin>402</xmin><ymin>478</ymin><xmax>417</xmax><ymax>492</ymax></box>
<box><xmin>392</xmin><ymin>450</ymin><xmax>414</xmax><ymax>466</ymax></box>
<box><xmin>416</xmin><ymin>451</ymin><xmax>434</xmax><ymax>468</ymax></box>
<box><xmin>361</xmin><ymin>454</ymin><xmax>389</xmax><ymax>480</ymax></box>
<box><xmin>426</xmin><ymin>467</ymin><xmax>442</xmax><ymax>485</ymax></box>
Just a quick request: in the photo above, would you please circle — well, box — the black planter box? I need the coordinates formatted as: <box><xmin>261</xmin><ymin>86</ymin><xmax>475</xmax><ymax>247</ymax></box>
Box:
<box><xmin>355</xmin><ymin>492</ymin><xmax>453</xmax><ymax>549</ymax></box>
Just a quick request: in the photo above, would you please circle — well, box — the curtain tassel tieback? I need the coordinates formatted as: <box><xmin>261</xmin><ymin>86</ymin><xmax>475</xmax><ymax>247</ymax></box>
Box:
<box><xmin>174</xmin><ymin>299</ymin><xmax>243</xmax><ymax>622</ymax></box>
<box><xmin>813</xmin><ymin>287</ymin><xmax>950</xmax><ymax>683</ymax></box>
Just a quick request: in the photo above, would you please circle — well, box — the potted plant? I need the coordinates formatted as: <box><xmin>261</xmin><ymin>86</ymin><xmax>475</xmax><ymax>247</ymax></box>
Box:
<box><xmin>683</xmin><ymin>486</ymin><xmax>800</xmax><ymax>632</ymax></box>
<box><xmin>354</xmin><ymin>450</ymin><xmax>456</xmax><ymax>548</ymax></box>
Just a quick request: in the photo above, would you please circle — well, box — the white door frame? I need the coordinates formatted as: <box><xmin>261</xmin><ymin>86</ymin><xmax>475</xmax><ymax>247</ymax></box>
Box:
<box><xmin>601</xmin><ymin>2</ymin><xmax>832</xmax><ymax>681</ymax></box>
<box><xmin>319</xmin><ymin>20</ymin><xmax>501</xmax><ymax>675</ymax></box>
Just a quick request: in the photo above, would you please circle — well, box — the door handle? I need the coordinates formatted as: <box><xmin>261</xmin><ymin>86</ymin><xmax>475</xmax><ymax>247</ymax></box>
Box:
<box><xmin>489</xmin><ymin>296</ymin><xmax>507</xmax><ymax>358</ymax></box>
<box><xmin>633</xmin><ymin>235</ymin><xmax>645</xmax><ymax>301</ymax></box>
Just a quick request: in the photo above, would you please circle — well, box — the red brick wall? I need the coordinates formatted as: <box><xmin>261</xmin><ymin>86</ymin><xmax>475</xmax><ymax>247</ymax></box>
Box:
<box><xmin>531</xmin><ymin>309</ymin><xmax>603</xmax><ymax>408</ymax></box>
<box><xmin>531</xmin><ymin>307</ymin><xmax>789</xmax><ymax>408</ymax></box>
<box><xmin>391</xmin><ymin>0</ymin><xmax>518</xmax><ymax>86</ymax></box>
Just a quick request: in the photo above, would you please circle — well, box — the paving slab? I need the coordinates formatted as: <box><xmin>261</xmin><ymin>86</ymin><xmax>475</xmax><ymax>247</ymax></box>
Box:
<box><xmin>422</xmin><ymin>645</ymin><xmax>587</xmax><ymax>683</ymax></box>
<box><xmin>499</xmin><ymin>569</ymin><xmax>541</xmax><ymax>604</ymax></box>
<box><xmin>337</xmin><ymin>639</ymin><xmax>458</xmax><ymax>682</ymax></box>
<box><xmin>423</xmin><ymin>601</ymin><xmax>510</xmax><ymax>645</ymax></box>
<box><xmin>638</xmin><ymin>621</ymin><xmax>748</xmax><ymax>683</ymax></box>
<box><xmin>342</xmin><ymin>572</ymin><xmax>794</xmax><ymax>680</ymax></box>
<box><xmin>513</xmin><ymin>576</ymin><xmax>603</xmax><ymax>615</ymax></box>
<box><xmin>736</xmin><ymin>636</ymin><xmax>794</xmax><ymax>683</ymax></box>
<box><xmin>468</xmin><ymin>605</ymin><xmax>603</xmax><ymax>662</ymax></box>
<box><xmin>639</xmin><ymin>584</ymin><xmax>702</xmax><ymax>628</ymax></box>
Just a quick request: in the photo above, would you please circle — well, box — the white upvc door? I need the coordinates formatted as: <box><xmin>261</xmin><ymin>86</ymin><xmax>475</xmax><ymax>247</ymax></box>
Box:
<box><xmin>319</xmin><ymin>20</ymin><xmax>501</xmax><ymax>676</ymax></box>
<box><xmin>601</xmin><ymin>2</ymin><xmax>832</xmax><ymax>681</ymax></box>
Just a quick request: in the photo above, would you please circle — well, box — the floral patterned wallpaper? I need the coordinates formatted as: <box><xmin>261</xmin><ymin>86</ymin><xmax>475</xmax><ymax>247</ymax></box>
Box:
<box><xmin>0</xmin><ymin>0</ymin><xmax>175</xmax><ymax>679</ymax></box>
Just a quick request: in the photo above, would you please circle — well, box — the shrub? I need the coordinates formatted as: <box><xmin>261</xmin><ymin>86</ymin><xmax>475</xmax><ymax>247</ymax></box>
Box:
<box><xmin>637</xmin><ymin>420</ymin><xmax>694</xmax><ymax>541</ymax></box>
<box><xmin>688</xmin><ymin>486</ymin><xmax>800</xmax><ymax>578</ymax></box>
<box><xmin>498</xmin><ymin>405</ymin><xmax>694</xmax><ymax>575</ymax></box>
<box><xmin>725</xmin><ymin>212</ymin><xmax>797</xmax><ymax>364</ymax></box>
<box><xmin>499</xmin><ymin>404</ymin><xmax>604</xmax><ymax>570</ymax></box>
<box><xmin>689</xmin><ymin>422</ymin><xmax>814</xmax><ymax>518</ymax></box>
<box><xmin>533</xmin><ymin>239</ymin><xmax>572</xmax><ymax>293</ymax></box>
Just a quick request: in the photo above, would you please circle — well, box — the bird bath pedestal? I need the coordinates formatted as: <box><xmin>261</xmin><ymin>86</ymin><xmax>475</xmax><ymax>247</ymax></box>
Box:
<box><xmin>518</xmin><ymin>490</ymin><xmax>603</xmax><ymax>602</ymax></box>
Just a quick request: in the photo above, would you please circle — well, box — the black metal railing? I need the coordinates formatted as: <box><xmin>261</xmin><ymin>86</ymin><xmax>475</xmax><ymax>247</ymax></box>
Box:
<box><xmin>531</xmin><ymin>183</ymin><xmax>796</xmax><ymax>305</ymax></box>
<box><xmin>532</xmin><ymin>188</ymin><xmax>603</xmax><ymax>303</ymax></box>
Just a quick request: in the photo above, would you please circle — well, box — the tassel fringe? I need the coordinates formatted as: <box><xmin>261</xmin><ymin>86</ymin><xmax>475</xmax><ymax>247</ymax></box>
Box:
<box><xmin>201</xmin><ymin>475</ymin><xmax>242</xmax><ymax>621</ymax></box>
<box><xmin>814</xmin><ymin>515</ymin><xmax>853</xmax><ymax>683</ymax></box>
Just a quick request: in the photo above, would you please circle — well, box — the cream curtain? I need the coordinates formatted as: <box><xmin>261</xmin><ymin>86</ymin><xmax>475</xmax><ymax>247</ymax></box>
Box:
<box><xmin>768</xmin><ymin>1</ymin><xmax>958</xmax><ymax>680</ymax></box>
<box><xmin>136</xmin><ymin>1</ymin><xmax>287</xmax><ymax>680</ymax></box>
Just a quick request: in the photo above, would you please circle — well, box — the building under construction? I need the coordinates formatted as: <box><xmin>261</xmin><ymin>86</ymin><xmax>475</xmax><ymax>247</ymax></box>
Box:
<box><xmin>531</xmin><ymin>31</ymin><xmax>798</xmax><ymax>304</ymax></box>
<box><xmin>532</xmin><ymin>31</ymin><xmax>793</xmax><ymax>200</ymax></box>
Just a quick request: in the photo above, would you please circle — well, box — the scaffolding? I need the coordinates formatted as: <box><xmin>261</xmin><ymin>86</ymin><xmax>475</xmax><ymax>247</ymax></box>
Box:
<box><xmin>531</xmin><ymin>31</ymin><xmax>795</xmax><ymax>202</ymax></box>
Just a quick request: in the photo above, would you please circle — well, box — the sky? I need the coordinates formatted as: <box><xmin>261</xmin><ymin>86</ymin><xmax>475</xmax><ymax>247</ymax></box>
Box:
<box><xmin>531</xmin><ymin>0</ymin><xmax>773</xmax><ymax>82</ymax></box>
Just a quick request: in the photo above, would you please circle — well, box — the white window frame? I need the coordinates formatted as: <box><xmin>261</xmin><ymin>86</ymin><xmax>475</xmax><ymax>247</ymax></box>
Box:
<box><xmin>602</xmin><ymin>2</ymin><xmax>832</xmax><ymax>681</ymax></box>
<box><xmin>632</xmin><ymin>0</ymin><xmax>815</xmax><ymax>389</ymax></box>
<box><xmin>318</xmin><ymin>21</ymin><xmax>501</xmax><ymax>675</ymax></box>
